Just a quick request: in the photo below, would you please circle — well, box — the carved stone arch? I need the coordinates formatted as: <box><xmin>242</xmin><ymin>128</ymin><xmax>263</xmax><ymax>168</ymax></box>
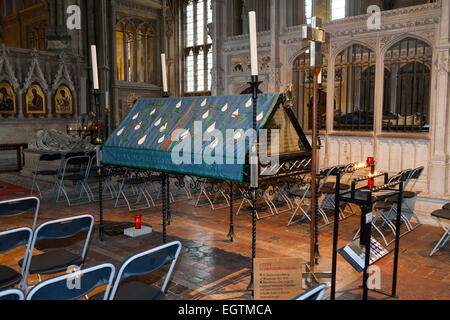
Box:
<box><xmin>288</xmin><ymin>45</ymin><xmax>312</xmax><ymax>67</ymax></box>
<box><xmin>331</xmin><ymin>40</ymin><xmax>376</xmax><ymax>61</ymax></box>
<box><xmin>116</xmin><ymin>18</ymin><xmax>132</xmax><ymax>29</ymax></box>
<box><xmin>0</xmin><ymin>46</ymin><xmax>20</xmax><ymax>91</ymax></box>
<box><xmin>381</xmin><ymin>33</ymin><xmax>434</xmax><ymax>56</ymax></box>
<box><xmin>23</xmin><ymin>50</ymin><xmax>48</xmax><ymax>93</ymax></box>
<box><xmin>52</xmin><ymin>54</ymin><xmax>75</xmax><ymax>93</ymax></box>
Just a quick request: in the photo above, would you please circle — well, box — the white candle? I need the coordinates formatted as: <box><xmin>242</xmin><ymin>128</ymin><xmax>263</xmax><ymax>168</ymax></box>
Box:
<box><xmin>318</xmin><ymin>70</ymin><xmax>322</xmax><ymax>84</ymax></box>
<box><xmin>161</xmin><ymin>53</ymin><xmax>168</xmax><ymax>93</ymax></box>
<box><xmin>90</xmin><ymin>45</ymin><xmax>99</xmax><ymax>90</ymax></box>
<box><xmin>105</xmin><ymin>91</ymin><xmax>109</xmax><ymax>107</ymax></box>
<box><xmin>248</xmin><ymin>11</ymin><xmax>258</xmax><ymax>76</ymax></box>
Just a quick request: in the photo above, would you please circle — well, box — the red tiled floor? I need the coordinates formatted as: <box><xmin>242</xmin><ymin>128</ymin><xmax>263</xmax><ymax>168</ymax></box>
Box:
<box><xmin>0</xmin><ymin>174</ymin><xmax>449</xmax><ymax>300</ymax></box>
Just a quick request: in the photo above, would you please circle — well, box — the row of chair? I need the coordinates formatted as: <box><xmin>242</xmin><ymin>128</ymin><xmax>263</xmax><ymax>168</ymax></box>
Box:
<box><xmin>353</xmin><ymin>167</ymin><xmax>424</xmax><ymax>246</ymax></box>
<box><xmin>0</xmin><ymin>240</ymin><xmax>182</xmax><ymax>300</ymax></box>
<box><xmin>31</xmin><ymin>151</ymin><xmax>102</xmax><ymax>206</ymax></box>
<box><xmin>0</xmin><ymin>197</ymin><xmax>182</xmax><ymax>300</ymax></box>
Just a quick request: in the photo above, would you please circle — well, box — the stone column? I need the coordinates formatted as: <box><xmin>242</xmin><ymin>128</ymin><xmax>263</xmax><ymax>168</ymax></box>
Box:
<box><xmin>429</xmin><ymin>0</ymin><xmax>450</xmax><ymax>196</ymax></box>
<box><xmin>211</xmin><ymin>0</ymin><xmax>225</xmax><ymax>96</ymax></box>
<box><xmin>268</xmin><ymin>0</ymin><xmax>283</xmax><ymax>93</ymax></box>
<box><xmin>46</xmin><ymin>0</ymin><xmax>72</xmax><ymax>51</ymax></box>
<box><xmin>241</xmin><ymin>0</ymin><xmax>249</xmax><ymax>34</ymax></box>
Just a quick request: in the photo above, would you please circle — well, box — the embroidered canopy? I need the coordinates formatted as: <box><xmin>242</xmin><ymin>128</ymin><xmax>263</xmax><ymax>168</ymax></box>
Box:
<box><xmin>102</xmin><ymin>94</ymin><xmax>310</xmax><ymax>182</ymax></box>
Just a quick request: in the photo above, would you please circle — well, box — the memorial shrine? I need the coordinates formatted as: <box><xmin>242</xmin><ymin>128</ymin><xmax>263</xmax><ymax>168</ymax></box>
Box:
<box><xmin>0</xmin><ymin>0</ymin><xmax>448</xmax><ymax>303</ymax></box>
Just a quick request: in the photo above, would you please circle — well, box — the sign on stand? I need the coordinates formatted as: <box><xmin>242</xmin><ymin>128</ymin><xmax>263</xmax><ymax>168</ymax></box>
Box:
<box><xmin>254</xmin><ymin>258</ymin><xmax>303</xmax><ymax>300</ymax></box>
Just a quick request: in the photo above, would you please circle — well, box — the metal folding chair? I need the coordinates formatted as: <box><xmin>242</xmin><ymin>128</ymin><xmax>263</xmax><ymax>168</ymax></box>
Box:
<box><xmin>353</xmin><ymin>171</ymin><xmax>409</xmax><ymax>246</ymax></box>
<box><xmin>236</xmin><ymin>186</ymin><xmax>281</xmax><ymax>220</ymax></box>
<box><xmin>0</xmin><ymin>288</ymin><xmax>25</xmax><ymax>300</ymax></box>
<box><xmin>26</xmin><ymin>263</ymin><xmax>115</xmax><ymax>300</ymax></box>
<box><xmin>56</xmin><ymin>155</ymin><xmax>93</xmax><ymax>206</ymax></box>
<box><xmin>429</xmin><ymin>208</ymin><xmax>450</xmax><ymax>257</ymax></box>
<box><xmin>0</xmin><ymin>197</ymin><xmax>40</xmax><ymax>230</ymax></box>
<box><xmin>287</xmin><ymin>168</ymin><xmax>333</xmax><ymax>227</ymax></box>
<box><xmin>195</xmin><ymin>179</ymin><xmax>230</xmax><ymax>211</ymax></box>
<box><xmin>293</xmin><ymin>283</ymin><xmax>327</xmax><ymax>300</ymax></box>
<box><xmin>20</xmin><ymin>215</ymin><xmax>94</xmax><ymax>289</ymax></box>
<box><xmin>30</xmin><ymin>153</ymin><xmax>62</xmax><ymax>198</ymax></box>
<box><xmin>115</xmin><ymin>169</ymin><xmax>155</xmax><ymax>211</ymax></box>
<box><xmin>85</xmin><ymin>155</ymin><xmax>116</xmax><ymax>201</ymax></box>
<box><xmin>108</xmin><ymin>241</ymin><xmax>182</xmax><ymax>300</ymax></box>
<box><xmin>0</xmin><ymin>228</ymin><xmax>32</xmax><ymax>291</ymax></box>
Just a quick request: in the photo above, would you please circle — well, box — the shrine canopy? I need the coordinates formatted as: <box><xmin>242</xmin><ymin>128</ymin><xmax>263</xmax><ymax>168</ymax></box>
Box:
<box><xmin>103</xmin><ymin>93</ymin><xmax>291</xmax><ymax>182</ymax></box>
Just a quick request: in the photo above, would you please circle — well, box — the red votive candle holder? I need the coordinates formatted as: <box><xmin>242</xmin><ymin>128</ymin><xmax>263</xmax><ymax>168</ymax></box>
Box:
<box><xmin>367</xmin><ymin>157</ymin><xmax>375</xmax><ymax>167</ymax></box>
<box><xmin>135</xmin><ymin>215</ymin><xmax>142</xmax><ymax>230</ymax></box>
<box><xmin>368</xmin><ymin>179</ymin><xmax>375</xmax><ymax>189</ymax></box>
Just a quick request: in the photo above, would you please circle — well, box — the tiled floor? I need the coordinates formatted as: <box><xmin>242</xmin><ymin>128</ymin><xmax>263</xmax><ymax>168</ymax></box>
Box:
<box><xmin>0</xmin><ymin>174</ymin><xmax>449</xmax><ymax>300</ymax></box>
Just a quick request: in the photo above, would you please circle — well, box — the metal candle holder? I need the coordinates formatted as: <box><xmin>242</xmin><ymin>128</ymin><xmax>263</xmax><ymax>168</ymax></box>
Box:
<box><xmin>247</xmin><ymin>75</ymin><xmax>261</xmax><ymax>293</ymax></box>
<box><xmin>93</xmin><ymin>89</ymin><xmax>104</xmax><ymax>242</ymax></box>
<box><xmin>162</xmin><ymin>90</ymin><xmax>169</xmax><ymax>242</ymax></box>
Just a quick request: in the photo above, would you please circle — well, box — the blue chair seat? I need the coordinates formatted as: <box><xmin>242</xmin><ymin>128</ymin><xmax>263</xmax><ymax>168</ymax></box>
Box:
<box><xmin>60</xmin><ymin>174</ymin><xmax>85</xmax><ymax>181</ymax></box>
<box><xmin>90</xmin><ymin>281</ymin><xmax>166</xmax><ymax>300</ymax></box>
<box><xmin>0</xmin><ymin>266</ymin><xmax>21</xmax><ymax>289</ymax></box>
<box><xmin>33</xmin><ymin>170</ymin><xmax>58</xmax><ymax>176</ymax></box>
<box><xmin>374</xmin><ymin>201</ymin><xmax>391</xmax><ymax>210</ymax></box>
<box><xmin>0</xmin><ymin>289</ymin><xmax>24</xmax><ymax>300</ymax></box>
<box><xmin>19</xmin><ymin>250</ymin><xmax>82</xmax><ymax>275</ymax></box>
<box><xmin>113</xmin><ymin>281</ymin><xmax>166</xmax><ymax>300</ymax></box>
<box><xmin>322</xmin><ymin>183</ymin><xmax>351</xmax><ymax>192</ymax></box>
<box><xmin>290</xmin><ymin>190</ymin><xmax>321</xmax><ymax>198</ymax></box>
<box><xmin>431</xmin><ymin>209</ymin><xmax>450</xmax><ymax>221</ymax></box>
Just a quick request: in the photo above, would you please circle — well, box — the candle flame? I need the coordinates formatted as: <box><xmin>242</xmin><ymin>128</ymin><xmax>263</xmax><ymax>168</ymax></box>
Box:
<box><xmin>354</xmin><ymin>162</ymin><xmax>366</xmax><ymax>169</ymax></box>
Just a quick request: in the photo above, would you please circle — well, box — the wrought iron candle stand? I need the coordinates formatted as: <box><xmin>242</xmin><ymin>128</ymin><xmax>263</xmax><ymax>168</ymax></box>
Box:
<box><xmin>330</xmin><ymin>162</ymin><xmax>404</xmax><ymax>301</ymax></box>
<box><xmin>93</xmin><ymin>89</ymin><xmax>105</xmax><ymax>242</ymax></box>
<box><xmin>247</xmin><ymin>75</ymin><xmax>262</xmax><ymax>293</ymax></box>
<box><xmin>162</xmin><ymin>91</ymin><xmax>170</xmax><ymax>244</ymax></box>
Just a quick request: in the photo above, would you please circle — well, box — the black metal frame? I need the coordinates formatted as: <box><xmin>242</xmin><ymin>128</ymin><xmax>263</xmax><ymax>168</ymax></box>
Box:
<box><xmin>330</xmin><ymin>165</ymin><xmax>404</xmax><ymax>300</ymax></box>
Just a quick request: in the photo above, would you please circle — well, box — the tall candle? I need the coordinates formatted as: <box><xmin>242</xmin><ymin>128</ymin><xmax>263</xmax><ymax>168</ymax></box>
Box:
<box><xmin>161</xmin><ymin>53</ymin><xmax>168</xmax><ymax>93</ymax></box>
<box><xmin>248</xmin><ymin>11</ymin><xmax>258</xmax><ymax>76</ymax></box>
<box><xmin>90</xmin><ymin>45</ymin><xmax>99</xmax><ymax>90</ymax></box>
<box><xmin>318</xmin><ymin>70</ymin><xmax>322</xmax><ymax>84</ymax></box>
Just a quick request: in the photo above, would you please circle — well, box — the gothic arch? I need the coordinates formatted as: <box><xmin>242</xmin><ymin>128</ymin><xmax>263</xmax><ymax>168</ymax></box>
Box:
<box><xmin>331</xmin><ymin>40</ymin><xmax>377</xmax><ymax>61</ymax></box>
<box><xmin>381</xmin><ymin>33</ymin><xmax>434</xmax><ymax>56</ymax></box>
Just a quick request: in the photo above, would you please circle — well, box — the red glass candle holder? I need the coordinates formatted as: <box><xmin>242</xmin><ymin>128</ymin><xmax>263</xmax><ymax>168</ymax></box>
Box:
<box><xmin>367</xmin><ymin>157</ymin><xmax>375</xmax><ymax>167</ymax></box>
<box><xmin>134</xmin><ymin>215</ymin><xmax>142</xmax><ymax>230</ymax></box>
<box><xmin>368</xmin><ymin>179</ymin><xmax>375</xmax><ymax>189</ymax></box>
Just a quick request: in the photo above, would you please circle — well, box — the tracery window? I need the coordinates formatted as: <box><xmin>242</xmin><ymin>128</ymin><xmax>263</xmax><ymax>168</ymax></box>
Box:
<box><xmin>184</xmin><ymin>0</ymin><xmax>213</xmax><ymax>94</ymax></box>
<box><xmin>383</xmin><ymin>38</ymin><xmax>432</xmax><ymax>132</ymax></box>
<box><xmin>116</xmin><ymin>21</ymin><xmax>154</xmax><ymax>83</ymax></box>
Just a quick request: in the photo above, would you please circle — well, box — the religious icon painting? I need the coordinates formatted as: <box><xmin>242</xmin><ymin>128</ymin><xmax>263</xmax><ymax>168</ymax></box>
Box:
<box><xmin>26</xmin><ymin>84</ymin><xmax>46</xmax><ymax>115</ymax></box>
<box><xmin>55</xmin><ymin>85</ymin><xmax>73</xmax><ymax>115</ymax></box>
<box><xmin>0</xmin><ymin>82</ymin><xmax>16</xmax><ymax>115</ymax></box>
